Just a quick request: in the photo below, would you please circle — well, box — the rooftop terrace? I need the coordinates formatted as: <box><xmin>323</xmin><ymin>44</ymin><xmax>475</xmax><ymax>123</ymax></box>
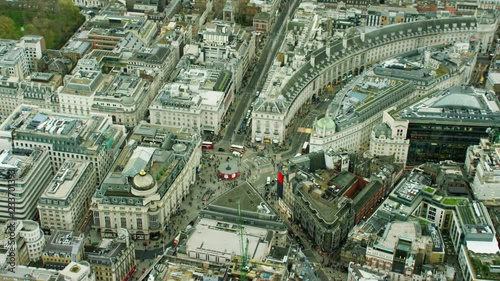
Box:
<box><xmin>0</xmin><ymin>106</ymin><xmax>123</xmax><ymax>152</ymax></box>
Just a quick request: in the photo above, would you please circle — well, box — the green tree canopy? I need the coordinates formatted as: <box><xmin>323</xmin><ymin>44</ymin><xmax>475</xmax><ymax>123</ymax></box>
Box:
<box><xmin>0</xmin><ymin>16</ymin><xmax>18</xmax><ymax>39</ymax></box>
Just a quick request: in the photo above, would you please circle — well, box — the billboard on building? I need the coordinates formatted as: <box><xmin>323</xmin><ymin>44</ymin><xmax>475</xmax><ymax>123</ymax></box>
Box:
<box><xmin>277</xmin><ymin>171</ymin><xmax>284</xmax><ymax>199</ymax></box>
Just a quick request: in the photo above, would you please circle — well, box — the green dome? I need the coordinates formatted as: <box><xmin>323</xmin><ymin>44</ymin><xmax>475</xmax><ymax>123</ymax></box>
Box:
<box><xmin>315</xmin><ymin>116</ymin><xmax>335</xmax><ymax>131</ymax></box>
<box><xmin>374</xmin><ymin>123</ymin><xmax>392</xmax><ymax>138</ymax></box>
<box><xmin>122</xmin><ymin>97</ymin><xmax>135</xmax><ymax>105</ymax></box>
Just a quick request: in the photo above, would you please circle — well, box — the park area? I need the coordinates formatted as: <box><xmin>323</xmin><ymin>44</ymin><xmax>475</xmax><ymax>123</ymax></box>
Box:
<box><xmin>0</xmin><ymin>0</ymin><xmax>85</xmax><ymax>49</ymax></box>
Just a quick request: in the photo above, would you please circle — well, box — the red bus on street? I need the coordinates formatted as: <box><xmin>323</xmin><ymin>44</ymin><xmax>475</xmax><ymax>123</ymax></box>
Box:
<box><xmin>202</xmin><ymin>141</ymin><xmax>214</xmax><ymax>150</ymax></box>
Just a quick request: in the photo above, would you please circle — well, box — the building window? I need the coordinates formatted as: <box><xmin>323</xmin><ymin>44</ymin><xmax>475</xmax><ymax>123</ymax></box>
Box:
<box><xmin>104</xmin><ymin>216</ymin><xmax>111</xmax><ymax>228</ymax></box>
<box><xmin>137</xmin><ymin>218</ymin><xmax>143</xmax><ymax>229</ymax></box>
<box><xmin>120</xmin><ymin>217</ymin><xmax>127</xmax><ymax>228</ymax></box>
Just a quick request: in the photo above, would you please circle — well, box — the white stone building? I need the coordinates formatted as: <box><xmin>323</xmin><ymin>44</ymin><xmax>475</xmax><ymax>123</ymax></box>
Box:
<box><xmin>0</xmin><ymin>105</ymin><xmax>127</xmax><ymax>186</ymax></box>
<box><xmin>38</xmin><ymin>160</ymin><xmax>97</xmax><ymax>231</ymax></box>
<box><xmin>369</xmin><ymin>111</ymin><xmax>410</xmax><ymax>165</ymax></box>
<box><xmin>91</xmin><ymin>123</ymin><xmax>201</xmax><ymax>240</ymax></box>
<box><xmin>149</xmin><ymin>64</ymin><xmax>234</xmax><ymax>135</ymax></box>
<box><xmin>91</xmin><ymin>74</ymin><xmax>152</xmax><ymax>128</ymax></box>
<box><xmin>465</xmin><ymin>137</ymin><xmax>500</xmax><ymax>205</ymax></box>
<box><xmin>17</xmin><ymin>220</ymin><xmax>45</xmax><ymax>262</ymax></box>
<box><xmin>0</xmin><ymin>148</ymin><xmax>52</xmax><ymax>222</ymax></box>
<box><xmin>251</xmin><ymin>17</ymin><xmax>485</xmax><ymax>145</ymax></box>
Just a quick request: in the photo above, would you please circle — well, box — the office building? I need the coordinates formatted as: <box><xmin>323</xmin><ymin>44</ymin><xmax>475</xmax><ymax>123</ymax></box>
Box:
<box><xmin>0</xmin><ymin>220</ymin><xmax>45</xmax><ymax>265</ymax></box>
<box><xmin>366</xmin><ymin>6</ymin><xmax>420</xmax><ymax>27</ymax></box>
<box><xmin>58</xmin><ymin>70</ymin><xmax>103</xmax><ymax>116</ymax></box>
<box><xmin>465</xmin><ymin>137</ymin><xmax>500</xmax><ymax>205</ymax></box>
<box><xmin>17</xmin><ymin>220</ymin><xmax>45</xmax><ymax>262</ymax></box>
<box><xmin>280</xmin><ymin>162</ymin><xmax>356</xmax><ymax>252</ymax></box>
<box><xmin>127</xmin><ymin>46</ymin><xmax>177</xmax><ymax>93</ymax></box>
<box><xmin>0</xmin><ymin>105</ymin><xmax>127</xmax><ymax>186</ymax></box>
<box><xmin>369</xmin><ymin>111</ymin><xmax>410</xmax><ymax>164</ymax></box>
<box><xmin>0</xmin><ymin>261</ymin><xmax>94</xmax><ymax>281</ymax></box>
<box><xmin>0</xmin><ymin>148</ymin><xmax>52</xmax><ymax>222</ymax></box>
<box><xmin>20</xmin><ymin>72</ymin><xmax>62</xmax><ymax>113</ymax></box>
<box><xmin>90</xmin><ymin>74</ymin><xmax>152</xmax><ymax>128</ymax></box>
<box><xmin>344</xmin><ymin>162</ymin><xmax>499</xmax><ymax>279</ymax></box>
<box><xmin>18</xmin><ymin>35</ymin><xmax>46</xmax><ymax>73</ymax></box>
<box><xmin>72</xmin><ymin>0</ymin><xmax>105</xmax><ymax>8</ymax></box>
<box><xmin>252</xmin><ymin>16</ymin><xmax>485</xmax><ymax>144</ymax></box>
<box><xmin>310</xmin><ymin>75</ymin><xmax>415</xmax><ymax>152</ymax></box>
<box><xmin>0</xmin><ymin>44</ymin><xmax>29</xmax><ymax>80</ymax></box>
<box><xmin>149</xmin><ymin>65</ymin><xmax>234</xmax><ymax>135</ymax></box>
<box><xmin>38</xmin><ymin>160</ymin><xmax>96</xmax><ymax>231</ymax></box>
<box><xmin>85</xmin><ymin>229</ymin><xmax>135</xmax><ymax>281</ymax></box>
<box><xmin>0</xmin><ymin>76</ymin><xmax>20</xmax><ymax>118</ymax></box>
<box><xmin>390</xmin><ymin>86</ymin><xmax>500</xmax><ymax>165</ymax></box>
<box><xmin>194</xmin><ymin>20</ymin><xmax>256</xmax><ymax>89</ymax></box>
<box><xmin>81</xmin><ymin>15</ymin><xmax>157</xmax><ymax>50</ymax></box>
<box><xmin>42</xmin><ymin>230</ymin><xmax>85</xmax><ymax>270</ymax></box>
<box><xmin>91</xmin><ymin>123</ymin><xmax>201</xmax><ymax>240</ymax></box>
<box><xmin>0</xmin><ymin>221</ymin><xmax>29</xmax><ymax>266</ymax></box>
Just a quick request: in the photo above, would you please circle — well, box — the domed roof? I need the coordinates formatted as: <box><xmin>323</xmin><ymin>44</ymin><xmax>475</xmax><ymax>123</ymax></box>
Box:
<box><xmin>431</xmin><ymin>93</ymin><xmax>481</xmax><ymax>110</ymax></box>
<box><xmin>132</xmin><ymin>171</ymin><xmax>155</xmax><ymax>190</ymax></box>
<box><xmin>374</xmin><ymin>123</ymin><xmax>392</xmax><ymax>138</ymax></box>
<box><xmin>315</xmin><ymin>116</ymin><xmax>336</xmax><ymax>131</ymax></box>
<box><xmin>122</xmin><ymin>96</ymin><xmax>135</xmax><ymax>105</ymax></box>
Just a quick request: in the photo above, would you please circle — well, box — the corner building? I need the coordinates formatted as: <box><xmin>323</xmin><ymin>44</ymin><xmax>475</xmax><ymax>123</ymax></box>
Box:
<box><xmin>91</xmin><ymin>123</ymin><xmax>201</xmax><ymax>240</ymax></box>
<box><xmin>38</xmin><ymin>160</ymin><xmax>97</xmax><ymax>231</ymax></box>
<box><xmin>252</xmin><ymin>17</ymin><xmax>481</xmax><ymax>144</ymax></box>
<box><xmin>0</xmin><ymin>105</ymin><xmax>127</xmax><ymax>186</ymax></box>
<box><xmin>0</xmin><ymin>148</ymin><xmax>52</xmax><ymax>222</ymax></box>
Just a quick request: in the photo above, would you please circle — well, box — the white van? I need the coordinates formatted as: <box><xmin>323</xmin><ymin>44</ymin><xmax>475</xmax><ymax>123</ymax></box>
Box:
<box><xmin>232</xmin><ymin>151</ymin><xmax>242</xmax><ymax>157</ymax></box>
<box><xmin>266</xmin><ymin>176</ymin><xmax>271</xmax><ymax>185</ymax></box>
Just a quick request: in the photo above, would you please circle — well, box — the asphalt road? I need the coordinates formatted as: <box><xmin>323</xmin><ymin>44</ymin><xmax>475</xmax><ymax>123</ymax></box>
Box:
<box><xmin>223</xmin><ymin>0</ymin><xmax>301</xmax><ymax>144</ymax></box>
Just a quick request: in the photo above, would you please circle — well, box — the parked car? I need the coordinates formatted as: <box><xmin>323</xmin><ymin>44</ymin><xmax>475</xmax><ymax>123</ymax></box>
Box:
<box><xmin>218</xmin><ymin>148</ymin><xmax>225</xmax><ymax>152</ymax></box>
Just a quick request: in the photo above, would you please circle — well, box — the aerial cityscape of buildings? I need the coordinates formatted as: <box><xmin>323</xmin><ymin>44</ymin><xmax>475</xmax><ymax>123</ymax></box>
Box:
<box><xmin>0</xmin><ymin>0</ymin><xmax>499</xmax><ymax>281</ymax></box>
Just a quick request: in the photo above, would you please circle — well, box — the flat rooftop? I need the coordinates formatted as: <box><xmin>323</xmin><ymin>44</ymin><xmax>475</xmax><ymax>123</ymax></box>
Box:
<box><xmin>0</xmin><ymin>148</ymin><xmax>42</xmax><ymax>181</ymax></box>
<box><xmin>45</xmin><ymin>230</ymin><xmax>84</xmax><ymax>253</ymax></box>
<box><xmin>40</xmin><ymin>161</ymin><xmax>90</xmax><ymax>202</ymax></box>
<box><xmin>374</xmin><ymin>221</ymin><xmax>419</xmax><ymax>252</ymax></box>
<box><xmin>186</xmin><ymin>218</ymin><xmax>270</xmax><ymax>261</ymax></box>
<box><xmin>0</xmin><ymin>106</ymin><xmax>123</xmax><ymax>151</ymax></box>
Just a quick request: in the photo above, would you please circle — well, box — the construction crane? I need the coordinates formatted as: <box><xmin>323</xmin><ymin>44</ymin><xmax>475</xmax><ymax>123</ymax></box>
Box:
<box><xmin>237</xmin><ymin>201</ymin><xmax>250</xmax><ymax>281</ymax></box>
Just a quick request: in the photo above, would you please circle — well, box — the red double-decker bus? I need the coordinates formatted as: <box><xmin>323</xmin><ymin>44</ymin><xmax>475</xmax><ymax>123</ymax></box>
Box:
<box><xmin>202</xmin><ymin>141</ymin><xmax>214</xmax><ymax>150</ymax></box>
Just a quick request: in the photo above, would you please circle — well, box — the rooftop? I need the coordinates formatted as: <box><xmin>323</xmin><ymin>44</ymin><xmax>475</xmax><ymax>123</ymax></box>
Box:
<box><xmin>44</xmin><ymin>230</ymin><xmax>84</xmax><ymax>254</ymax></box>
<box><xmin>394</xmin><ymin>86</ymin><xmax>500</xmax><ymax>124</ymax></box>
<box><xmin>39</xmin><ymin>161</ymin><xmax>91</xmax><ymax>203</ymax></box>
<box><xmin>0</xmin><ymin>148</ymin><xmax>43</xmax><ymax>181</ymax></box>
<box><xmin>255</xmin><ymin>16</ymin><xmax>477</xmax><ymax>118</ymax></box>
<box><xmin>186</xmin><ymin>218</ymin><xmax>270</xmax><ymax>261</ymax></box>
<box><xmin>62</xmin><ymin>70</ymin><xmax>104</xmax><ymax>94</ymax></box>
<box><xmin>0</xmin><ymin>106</ymin><xmax>124</xmax><ymax>153</ymax></box>
<box><xmin>154</xmin><ymin>67</ymin><xmax>231</xmax><ymax>108</ymax></box>
<box><xmin>94</xmin><ymin>122</ymin><xmax>199</xmax><ymax>205</ymax></box>
<box><xmin>0</xmin><ymin>266</ymin><xmax>60</xmax><ymax>281</ymax></box>
<box><xmin>373</xmin><ymin>221</ymin><xmax>421</xmax><ymax>252</ymax></box>
<box><xmin>85</xmin><ymin>239</ymin><xmax>128</xmax><ymax>262</ymax></box>
<box><xmin>129</xmin><ymin>46</ymin><xmax>169</xmax><ymax>64</ymax></box>
<box><xmin>210</xmin><ymin>182</ymin><xmax>268</xmax><ymax>213</ymax></box>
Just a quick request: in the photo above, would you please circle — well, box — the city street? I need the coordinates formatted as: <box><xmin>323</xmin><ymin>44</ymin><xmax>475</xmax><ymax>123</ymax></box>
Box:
<box><xmin>222</xmin><ymin>0</ymin><xmax>301</xmax><ymax>145</ymax></box>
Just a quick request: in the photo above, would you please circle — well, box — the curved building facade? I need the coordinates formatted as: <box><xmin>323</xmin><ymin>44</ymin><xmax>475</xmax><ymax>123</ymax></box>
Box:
<box><xmin>252</xmin><ymin>17</ymin><xmax>480</xmax><ymax>145</ymax></box>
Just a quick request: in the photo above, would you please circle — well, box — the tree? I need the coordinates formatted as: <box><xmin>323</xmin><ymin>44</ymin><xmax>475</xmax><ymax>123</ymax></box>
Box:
<box><xmin>0</xmin><ymin>16</ymin><xmax>18</xmax><ymax>39</ymax></box>
<box><xmin>212</xmin><ymin>0</ymin><xmax>225</xmax><ymax>20</ymax></box>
